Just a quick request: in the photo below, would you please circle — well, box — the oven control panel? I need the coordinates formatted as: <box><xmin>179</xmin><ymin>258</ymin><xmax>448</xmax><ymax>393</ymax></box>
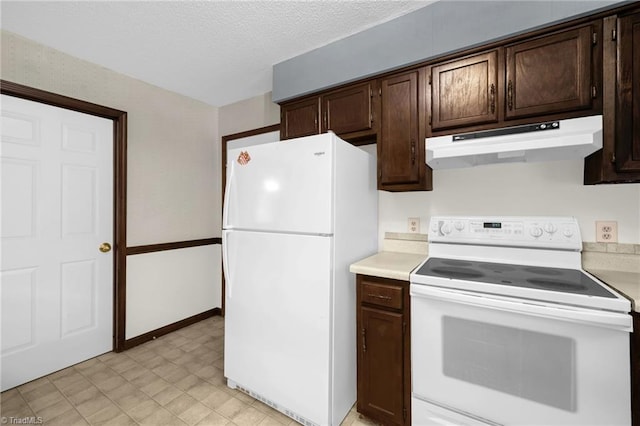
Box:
<box><xmin>429</xmin><ymin>216</ymin><xmax>582</xmax><ymax>249</ymax></box>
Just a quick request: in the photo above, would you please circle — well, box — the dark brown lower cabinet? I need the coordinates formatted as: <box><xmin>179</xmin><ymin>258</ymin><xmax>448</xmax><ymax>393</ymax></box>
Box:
<box><xmin>356</xmin><ymin>275</ymin><xmax>410</xmax><ymax>426</ymax></box>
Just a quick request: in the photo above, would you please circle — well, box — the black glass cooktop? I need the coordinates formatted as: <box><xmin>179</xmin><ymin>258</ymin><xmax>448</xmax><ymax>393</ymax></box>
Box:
<box><xmin>414</xmin><ymin>257</ymin><xmax>616</xmax><ymax>298</ymax></box>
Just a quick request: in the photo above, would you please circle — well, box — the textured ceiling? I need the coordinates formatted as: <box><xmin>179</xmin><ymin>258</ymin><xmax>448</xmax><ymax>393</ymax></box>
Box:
<box><xmin>1</xmin><ymin>1</ymin><xmax>433</xmax><ymax>107</ymax></box>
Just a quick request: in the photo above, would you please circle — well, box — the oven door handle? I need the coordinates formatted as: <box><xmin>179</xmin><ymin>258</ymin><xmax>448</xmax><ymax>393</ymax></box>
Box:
<box><xmin>410</xmin><ymin>284</ymin><xmax>633</xmax><ymax>332</ymax></box>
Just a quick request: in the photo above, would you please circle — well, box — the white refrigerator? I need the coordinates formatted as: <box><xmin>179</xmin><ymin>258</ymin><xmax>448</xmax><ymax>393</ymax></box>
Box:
<box><xmin>222</xmin><ymin>132</ymin><xmax>377</xmax><ymax>426</ymax></box>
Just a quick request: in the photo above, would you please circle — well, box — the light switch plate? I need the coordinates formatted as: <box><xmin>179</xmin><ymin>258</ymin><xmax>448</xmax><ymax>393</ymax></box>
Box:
<box><xmin>408</xmin><ymin>217</ymin><xmax>420</xmax><ymax>233</ymax></box>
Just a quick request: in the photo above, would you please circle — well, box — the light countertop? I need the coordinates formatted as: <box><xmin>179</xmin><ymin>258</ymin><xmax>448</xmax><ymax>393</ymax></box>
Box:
<box><xmin>349</xmin><ymin>251</ymin><xmax>426</xmax><ymax>282</ymax></box>
<box><xmin>586</xmin><ymin>269</ymin><xmax>640</xmax><ymax>313</ymax></box>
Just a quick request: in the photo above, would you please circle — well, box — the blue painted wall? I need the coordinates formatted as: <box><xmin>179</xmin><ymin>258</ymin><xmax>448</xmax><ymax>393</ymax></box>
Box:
<box><xmin>272</xmin><ymin>0</ymin><xmax>626</xmax><ymax>103</ymax></box>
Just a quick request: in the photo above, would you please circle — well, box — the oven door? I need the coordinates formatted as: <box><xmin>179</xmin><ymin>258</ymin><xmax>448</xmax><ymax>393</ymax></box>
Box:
<box><xmin>410</xmin><ymin>284</ymin><xmax>632</xmax><ymax>426</ymax></box>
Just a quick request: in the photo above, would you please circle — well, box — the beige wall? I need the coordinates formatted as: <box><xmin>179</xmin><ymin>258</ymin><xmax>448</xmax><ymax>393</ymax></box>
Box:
<box><xmin>1</xmin><ymin>30</ymin><xmax>221</xmax><ymax>338</ymax></box>
<box><xmin>219</xmin><ymin>92</ymin><xmax>280</xmax><ymax>138</ymax></box>
<box><xmin>1</xmin><ymin>30</ymin><xmax>220</xmax><ymax>245</ymax></box>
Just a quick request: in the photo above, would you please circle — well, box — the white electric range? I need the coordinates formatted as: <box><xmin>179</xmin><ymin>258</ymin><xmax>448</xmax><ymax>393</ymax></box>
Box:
<box><xmin>410</xmin><ymin>216</ymin><xmax>632</xmax><ymax>426</ymax></box>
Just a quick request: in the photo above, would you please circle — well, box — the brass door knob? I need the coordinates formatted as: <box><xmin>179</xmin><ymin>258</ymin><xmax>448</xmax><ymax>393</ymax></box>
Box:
<box><xmin>99</xmin><ymin>242</ymin><xmax>112</xmax><ymax>253</ymax></box>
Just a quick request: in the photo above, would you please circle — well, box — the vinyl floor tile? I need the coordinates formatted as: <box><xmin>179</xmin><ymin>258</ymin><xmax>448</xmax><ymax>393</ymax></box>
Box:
<box><xmin>195</xmin><ymin>410</ymin><xmax>230</xmax><ymax>426</ymax></box>
<box><xmin>176</xmin><ymin>401</ymin><xmax>212</xmax><ymax>425</ymax></box>
<box><xmin>230</xmin><ymin>406</ymin><xmax>266</xmax><ymax>426</ymax></box>
<box><xmin>47</xmin><ymin>408</ymin><xmax>90</xmax><ymax>426</ymax></box>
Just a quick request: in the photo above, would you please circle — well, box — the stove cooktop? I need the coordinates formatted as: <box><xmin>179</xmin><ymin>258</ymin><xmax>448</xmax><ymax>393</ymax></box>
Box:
<box><xmin>413</xmin><ymin>257</ymin><xmax>617</xmax><ymax>298</ymax></box>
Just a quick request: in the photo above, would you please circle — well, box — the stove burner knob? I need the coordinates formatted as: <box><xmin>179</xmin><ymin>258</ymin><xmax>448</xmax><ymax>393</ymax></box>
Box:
<box><xmin>563</xmin><ymin>227</ymin><xmax>574</xmax><ymax>238</ymax></box>
<box><xmin>431</xmin><ymin>221</ymin><xmax>440</xmax><ymax>232</ymax></box>
<box><xmin>441</xmin><ymin>223</ymin><xmax>453</xmax><ymax>234</ymax></box>
<box><xmin>454</xmin><ymin>221</ymin><xmax>465</xmax><ymax>231</ymax></box>
<box><xmin>544</xmin><ymin>223</ymin><xmax>557</xmax><ymax>234</ymax></box>
<box><xmin>529</xmin><ymin>226</ymin><xmax>543</xmax><ymax>238</ymax></box>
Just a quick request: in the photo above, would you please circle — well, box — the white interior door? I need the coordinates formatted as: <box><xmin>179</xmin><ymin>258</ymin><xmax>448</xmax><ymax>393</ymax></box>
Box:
<box><xmin>1</xmin><ymin>94</ymin><xmax>114</xmax><ymax>391</ymax></box>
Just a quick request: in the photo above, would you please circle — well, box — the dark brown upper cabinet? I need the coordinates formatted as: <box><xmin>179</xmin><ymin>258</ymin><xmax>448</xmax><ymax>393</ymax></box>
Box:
<box><xmin>615</xmin><ymin>10</ymin><xmax>640</xmax><ymax>173</ymax></box>
<box><xmin>430</xmin><ymin>50</ymin><xmax>499</xmax><ymax>130</ymax></box>
<box><xmin>322</xmin><ymin>81</ymin><xmax>376</xmax><ymax>138</ymax></box>
<box><xmin>280</xmin><ymin>80</ymin><xmax>377</xmax><ymax>143</ymax></box>
<box><xmin>280</xmin><ymin>96</ymin><xmax>320</xmax><ymax>140</ymax></box>
<box><xmin>378</xmin><ymin>68</ymin><xmax>431</xmax><ymax>191</ymax></box>
<box><xmin>427</xmin><ymin>21</ymin><xmax>602</xmax><ymax>138</ymax></box>
<box><xmin>505</xmin><ymin>25</ymin><xmax>594</xmax><ymax>119</ymax></box>
<box><xmin>585</xmin><ymin>10</ymin><xmax>640</xmax><ymax>184</ymax></box>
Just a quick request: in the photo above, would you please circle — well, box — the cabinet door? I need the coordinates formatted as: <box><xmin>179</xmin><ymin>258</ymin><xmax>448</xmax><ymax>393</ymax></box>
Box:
<box><xmin>359</xmin><ymin>306</ymin><xmax>405</xmax><ymax>426</ymax></box>
<box><xmin>322</xmin><ymin>81</ymin><xmax>374</xmax><ymax>135</ymax></box>
<box><xmin>431</xmin><ymin>50</ymin><xmax>499</xmax><ymax>130</ymax></box>
<box><xmin>505</xmin><ymin>25</ymin><xmax>593</xmax><ymax>119</ymax></box>
<box><xmin>280</xmin><ymin>96</ymin><xmax>320</xmax><ymax>140</ymax></box>
<box><xmin>378</xmin><ymin>70</ymin><xmax>421</xmax><ymax>189</ymax></box>
<box><xmin>616</xmin><ymin>11</ymin><xmax>640</xmax><ymax>172</ymax></box>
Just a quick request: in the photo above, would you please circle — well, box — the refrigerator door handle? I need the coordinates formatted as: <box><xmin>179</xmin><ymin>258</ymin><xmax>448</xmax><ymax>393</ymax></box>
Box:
<box><xmin>222</xmin><ymin>230</ymin><xmax>232</xmax><ymax>299</ymax></box>
<box><xmin>222</xmin><ymin>161</ymin><xmax>234</xmax><ymax>229</ymax></box>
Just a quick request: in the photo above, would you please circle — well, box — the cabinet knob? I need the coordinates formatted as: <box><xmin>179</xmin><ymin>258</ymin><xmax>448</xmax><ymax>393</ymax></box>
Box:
<box><xmin>507</xmin><ymin>80</ymin><xmax>514</xmax><ymax>111</ymax></box>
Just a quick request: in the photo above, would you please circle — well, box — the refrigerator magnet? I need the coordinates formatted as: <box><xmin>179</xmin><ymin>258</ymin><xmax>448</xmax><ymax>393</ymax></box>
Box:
<box><xmin>237</xmin><ymin>151</ymin><xmax>251</xmax><ymax>165</ymax></box>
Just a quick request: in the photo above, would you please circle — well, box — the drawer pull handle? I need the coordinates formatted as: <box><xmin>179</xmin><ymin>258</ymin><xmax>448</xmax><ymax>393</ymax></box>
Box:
<box><xmin>367</xmin><ymin>293</ymin><xmax>392</xmax><ymax>301</ymax></box>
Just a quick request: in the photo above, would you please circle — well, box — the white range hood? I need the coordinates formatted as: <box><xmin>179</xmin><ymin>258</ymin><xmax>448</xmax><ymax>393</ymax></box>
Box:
<box><xmin>426</xmin><ymin>115</ymin><xmax>603</xmax><ymax>169</ymax></box>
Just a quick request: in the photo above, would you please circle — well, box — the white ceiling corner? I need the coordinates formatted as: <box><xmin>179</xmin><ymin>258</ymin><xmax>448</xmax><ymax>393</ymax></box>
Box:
<box><xmin>1</xmin><ymin>0</ymin><xmax>434</xmax><ymax>107</ymax></box>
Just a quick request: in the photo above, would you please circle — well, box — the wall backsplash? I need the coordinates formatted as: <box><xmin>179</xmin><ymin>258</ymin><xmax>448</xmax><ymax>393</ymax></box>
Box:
<box><xmin>357</xmin><ymin>145</ymin><xmax>640</xmax><ymax>246</ymax></box>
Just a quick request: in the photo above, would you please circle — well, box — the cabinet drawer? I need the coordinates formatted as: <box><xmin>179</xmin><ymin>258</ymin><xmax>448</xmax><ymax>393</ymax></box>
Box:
<box><xmin>361</xmin><ymin>281</ymin><xmax>403</xmax><ymax>309</ymax></box>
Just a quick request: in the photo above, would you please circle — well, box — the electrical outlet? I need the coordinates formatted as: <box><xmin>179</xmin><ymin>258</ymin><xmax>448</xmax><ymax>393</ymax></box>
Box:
<box><xmin>596</xmin><ymin>221</ymin><xmax>618</xmax><ymax>243</ymax></box>
<box><xmin>408</xmin><ymin>217</ymin><xmax>420</xmax><ymax>233</ymax></box>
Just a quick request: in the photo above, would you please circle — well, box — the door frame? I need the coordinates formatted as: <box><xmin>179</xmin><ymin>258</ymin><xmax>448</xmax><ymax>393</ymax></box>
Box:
<box><xmin>1</xmin><ymin>80</ymin><xmax>128</xmax><ymax>352</ymax></box>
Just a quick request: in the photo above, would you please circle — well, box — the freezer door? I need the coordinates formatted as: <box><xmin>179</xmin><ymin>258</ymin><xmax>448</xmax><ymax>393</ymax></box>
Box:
<box><xmin>224</xmin><ymin>133</ymin><xmax>333</xmax><ymax>234</ymax></box>
<box><xmin>223</xmin><ymin>230</ymin><xmax>334</xmax><ymax>425</ymax></box>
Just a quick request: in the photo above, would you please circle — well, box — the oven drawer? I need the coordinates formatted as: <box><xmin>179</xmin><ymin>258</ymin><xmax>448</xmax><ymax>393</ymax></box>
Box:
<box><xmin>361</xmin><ymin>280</ymin><xmax>403</xmax><ymax>309</ymax></box>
